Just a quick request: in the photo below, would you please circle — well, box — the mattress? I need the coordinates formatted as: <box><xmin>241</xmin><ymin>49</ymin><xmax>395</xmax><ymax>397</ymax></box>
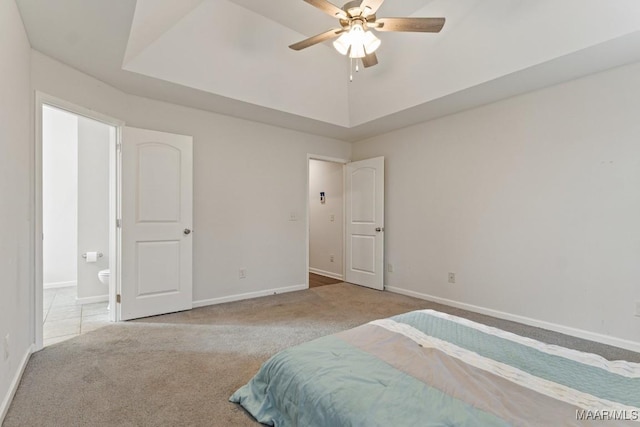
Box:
<box><xmin>230</xmin><ymin>309</ymin><xmax>640</xmax><ymax>426</ymax></box>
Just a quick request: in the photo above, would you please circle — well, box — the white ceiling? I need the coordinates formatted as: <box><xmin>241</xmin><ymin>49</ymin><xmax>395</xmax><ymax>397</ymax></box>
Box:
<box><xmin>16</xmin><ymin>0</ymin><xmax>640</xmax><ymax>141</ymax></box>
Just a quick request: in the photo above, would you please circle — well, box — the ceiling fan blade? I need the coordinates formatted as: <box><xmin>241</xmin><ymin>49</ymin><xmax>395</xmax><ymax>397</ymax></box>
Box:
<box><xmin>360</xmin><ymin>0</ymin><xmax>385</xmax><ymax>16</ymax></box>
<box><xmin>362</xmin><ymin>52</ymin><xmax>378</xmax><ymax>68</ymax></box>
<box><xmin>289</xmin><ymin>28</ymin><xmax>344</xmax><ymax>51</ymax></box>
<box><xmin>304</xmin><ymin>0</ymin><xmax>347</xmax><ymax>19</ymax></box>
<box><xmin>376</xmin><ymin>17</ymin><xmax>445</xmax><ymax>33</ymax></box>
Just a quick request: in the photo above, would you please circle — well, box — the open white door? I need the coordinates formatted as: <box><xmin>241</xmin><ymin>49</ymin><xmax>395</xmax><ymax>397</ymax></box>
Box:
<box><xmin>120</xmin><ymin>127</ymin><xmax>193</xmax><ymax>320</ymax></box>
<box><xmin>345</xmin><ymin>157</ymin><xmax>384</xmax><ymax>290</ymax></box>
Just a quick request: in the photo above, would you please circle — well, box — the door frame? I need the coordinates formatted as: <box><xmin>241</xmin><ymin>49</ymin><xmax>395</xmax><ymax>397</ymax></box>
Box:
<box><xmin>305</xmin><ymin>154</ymin><xmax>349</xmax><ymax>288</ymax></box>
<box><xmin>33</xmin><ymin>91</ymin><xmax>124</xmax><ymax>350</ymax></box>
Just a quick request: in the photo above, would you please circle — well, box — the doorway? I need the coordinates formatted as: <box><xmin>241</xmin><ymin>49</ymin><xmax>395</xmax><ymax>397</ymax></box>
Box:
<box><xmin>35</xmin><ymin>93</ymin><xmax>123</xmax><ymax>350</ymax></box>
<box><xmin>307</xmin><ymin>156</ymin><xmax>347</xmax><ymax>288</ymax></box>
<box><xmin>307</xmin><ymin>155</ymin><xmax>386</xmax><ymax>291</ymax></box>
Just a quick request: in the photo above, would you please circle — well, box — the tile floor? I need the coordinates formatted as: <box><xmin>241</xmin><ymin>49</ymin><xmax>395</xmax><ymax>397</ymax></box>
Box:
<box><xmin>43</xmin><ymin>286</ymin><xmax>110</xmax><ymax>347</ymax></box>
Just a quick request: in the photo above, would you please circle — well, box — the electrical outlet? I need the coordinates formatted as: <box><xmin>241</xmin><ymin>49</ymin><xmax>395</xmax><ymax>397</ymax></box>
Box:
<box><xmin>239</xmin><ymin>269</ymin><xmax>247</xmax><ymax>279</ymax></box>
<box><xmin>635</xmin><ymin>301</ymin><xmax>640</xmax><ymax>317</ymax></box>
<box><xmin>387</xmin><ymin>263</ymin><xmax>394</xmax><ymax>273</ymax></box>
<box><xmin>329</xmin><ymin>254</ymin><xmax>334</xmax><ymax>263</ymax></box>
<box><xmin>289</xmin><ymin>212</ymin><xmax>298</xmax><ymax>221</ymax></box>
<box><xmin>3</xmin><ymin>334</ymin><xmax>9</xmax><ymax>361</ymax></box>
<box><xmin>330</xmin><ymin>214</ymin><xmax>335</xmax><ymax>222</ymax></box>
<box><xmin>448</xmin><ymin>272</ymin><xmax>456</xmax><ymax>284</ymax></box>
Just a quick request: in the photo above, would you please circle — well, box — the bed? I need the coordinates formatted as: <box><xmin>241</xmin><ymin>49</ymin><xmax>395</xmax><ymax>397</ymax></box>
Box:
<box><xmin>230</xmin><ymin>309</ymin><xmax>640</xmax><ymax>426</ymax></box>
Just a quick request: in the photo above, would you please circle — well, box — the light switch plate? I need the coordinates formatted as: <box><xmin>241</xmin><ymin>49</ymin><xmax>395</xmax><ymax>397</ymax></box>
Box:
<box><xmin>635</xmin><ymin>301</ymin><xmax>640</xmax><ymax>317</ymax></box>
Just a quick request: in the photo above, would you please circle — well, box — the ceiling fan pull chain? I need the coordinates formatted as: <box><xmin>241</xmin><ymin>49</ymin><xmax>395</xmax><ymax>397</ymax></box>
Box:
<box><xmin>350</xmin><ymin>57</ymin><xmax>353</xmax><ymax>82</ymax></box>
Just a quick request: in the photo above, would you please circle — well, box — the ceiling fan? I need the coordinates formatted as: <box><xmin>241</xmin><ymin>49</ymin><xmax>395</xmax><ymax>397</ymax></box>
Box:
<box><xmin>289</xmin><ymin>0</ymin><xmax>445</xmax><ymax>70</ymax></box>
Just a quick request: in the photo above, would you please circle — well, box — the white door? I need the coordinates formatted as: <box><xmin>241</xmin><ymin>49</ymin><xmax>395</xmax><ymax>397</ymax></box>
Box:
<box><xmin>120</xmin><ymin>127</ymin><xmax>193</xmax><ymax>320</ymax></box>
<box><xmin>345</xmin><ymin>157</ymin><xmax>384</xmax><ymax>290</ymax></box>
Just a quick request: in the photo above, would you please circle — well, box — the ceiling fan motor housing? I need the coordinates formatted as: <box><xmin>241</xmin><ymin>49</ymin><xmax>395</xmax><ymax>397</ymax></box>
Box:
<box><xmin>340</xmin><ymin>0</ymin><xmax>377</xmax><ymax>29</ymax></box>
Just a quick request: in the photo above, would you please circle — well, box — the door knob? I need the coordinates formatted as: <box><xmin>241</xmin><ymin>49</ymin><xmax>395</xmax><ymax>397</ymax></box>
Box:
<box><xmin>184</xmin><ymin>228</ymin><xmax>192</xmax><ymax>235</ymax></box>
<box><xmin>375</xmin><ymin>227</ymin><xmax>384</xmax><ymax>232</ymax></box>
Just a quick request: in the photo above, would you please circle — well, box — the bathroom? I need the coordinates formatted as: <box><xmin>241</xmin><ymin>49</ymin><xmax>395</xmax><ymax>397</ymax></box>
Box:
<box><xmin>42</xmin><ymin>104</ymin><xmax>115</xmax><ymax>346</ymax></box>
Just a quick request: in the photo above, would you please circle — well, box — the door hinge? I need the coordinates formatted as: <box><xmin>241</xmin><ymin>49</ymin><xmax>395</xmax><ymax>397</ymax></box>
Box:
<box><xmin>116</xmin><ymin>294</ymin><xmax>121</xmax><ymax>304</ymax></box>
<box><xmin>116</xmin><ymin>219</ymin><xmax>121</xmax><ymax>228</ymax></box>
<box><xmin>116</xmin><ymin>143</ymin><xmax>122</xmax><ymax>152</ymax></box>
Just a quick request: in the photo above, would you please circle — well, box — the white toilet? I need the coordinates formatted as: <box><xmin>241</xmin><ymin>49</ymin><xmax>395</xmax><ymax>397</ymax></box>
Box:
<box><xmin>98</xmin><ymin>269</ymin><xmax>110</xmax><ymax>285</ymax></box>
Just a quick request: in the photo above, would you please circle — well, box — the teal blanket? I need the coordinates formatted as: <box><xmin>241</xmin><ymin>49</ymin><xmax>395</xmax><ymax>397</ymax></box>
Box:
<box><xmin>230</xmin><ymin>310</ymin><xmax>640</xmax><ymax>426</ymax></box>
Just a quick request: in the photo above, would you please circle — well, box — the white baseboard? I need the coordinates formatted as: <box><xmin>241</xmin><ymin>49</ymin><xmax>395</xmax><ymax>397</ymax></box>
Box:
<box><xmin>0</xmin><ymin>344</ymin><xmax>33</xmax><ymax>425</ymax></box>
<box><xmin>193</xmin><ymin>284</ymin><xmax>307</xmax><ymax>308</ymax></box>
<box><xmin>43</xmin><ymin>281</ymin><xmax>76</xmax><ymax>289</ymax></box>
<box><xmin>75</xmin><ymin>294</ymin><xmax>108</xmax><ymax>305</ymax></box>
<box><xmin>385</xmin><ymin>286</ymin><xmax>640</xmax><ymax>354</ymax></box>
<box><xmin>309</xmin><ymin>268</ymin><xmax>343</xmax><ymax>281</ymax></box>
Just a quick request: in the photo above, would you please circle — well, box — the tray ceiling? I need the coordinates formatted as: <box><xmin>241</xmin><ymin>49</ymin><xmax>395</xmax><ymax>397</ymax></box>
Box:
<box><xmin>17</xmin><ymin>0</ymin><xmax>640</xmax><ymax>141</ymax></box>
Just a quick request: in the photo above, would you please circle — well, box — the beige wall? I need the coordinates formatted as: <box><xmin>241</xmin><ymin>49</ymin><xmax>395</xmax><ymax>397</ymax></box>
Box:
<box><xmin>42</xmin><ymin>106</ymin><xmax>78</xmax><ymax>287</ymax></box>
<box><xmin>77</xmin><ymin>116</ymin><xmax>112</xmax><ymax>301</ymax></box>
<box><xmin>0</xmin><ymin>0</ymin><xmax>33</xmax><ymax>420</ymax></box>
<box><xmin>353</xmin><ymin>61</ymin><xmax>640</xmax><ymax>350</ymax></box>
<box><xmin>31</xmin><ymin>50</ymin><xmax>352</xmax><ymax>304</ymax></box>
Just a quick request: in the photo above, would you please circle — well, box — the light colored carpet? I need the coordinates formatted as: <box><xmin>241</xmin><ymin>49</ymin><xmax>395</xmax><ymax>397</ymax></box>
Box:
<box><xmin>5</xmin><ymin>283</ymin><xmax>640</xmax><ymax>426</ymax></box>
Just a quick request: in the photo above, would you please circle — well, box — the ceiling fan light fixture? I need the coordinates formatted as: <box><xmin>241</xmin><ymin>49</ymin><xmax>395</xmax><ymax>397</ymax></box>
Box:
<box><xmin>333</xmin><ymin>32</ymin><xmax>351</xmax><ymax>55</ymax></box>
<box><xmin>333</xmin><ymin>22</ymin><xmax>379</xmax><ymax>59</ymax></box>
<box><xmin>363</xmin><ymin>30</ymin><xmax>381</xmax><ymax>54</ymax></box>
<box><xmin>349</xmin><ymin>42</ymin><xmax>366</xmax><ymax>59</ymax></box>
<box><xmin>349</xmin><ymin>23</ymin><xmax>366</xmax><ymax>44</ymax></box>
